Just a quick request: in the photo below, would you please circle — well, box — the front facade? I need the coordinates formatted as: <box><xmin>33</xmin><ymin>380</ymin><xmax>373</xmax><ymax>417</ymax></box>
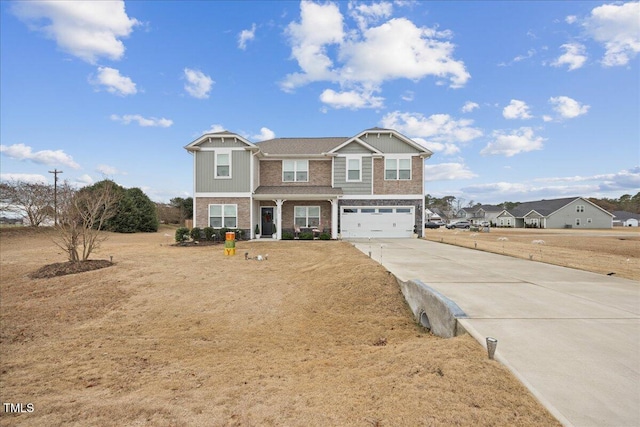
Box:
<box><xmin>185</xmin><ymin>128</ymin><xmax>433</xmax><ymax>239</ymax></box>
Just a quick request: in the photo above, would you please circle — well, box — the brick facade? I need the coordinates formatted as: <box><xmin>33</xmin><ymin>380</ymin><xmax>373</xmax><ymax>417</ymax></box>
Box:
<box><xmin>195</xmin><ymin>196</ymin><xmax>252</xmax><ymax>232</ymax></box>
<box><xmin>260</xmin><ymin>159</ymin><xmax>332</xmax><ymax>186</ymax></box>
<box><xmin>372</xmin><ymin>156</ymin><xmax>423</xmax><ymax>195</ymax></box>
<box><xmin>259</xmin><ymin>200</ymin><xmax>332</xmax><ymax>234</ymax></box>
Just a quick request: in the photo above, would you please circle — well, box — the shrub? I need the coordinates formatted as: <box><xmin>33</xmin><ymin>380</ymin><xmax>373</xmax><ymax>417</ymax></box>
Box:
<box><xmin>299</xmin><ymin>232</ymin><xmax>314</xmax><ymax>240</ymax></box>
<box><xmin>190</xmin><ymin>227</ymin><xmax>202</xmax><ymax>241</ymax></box>
<box><xmin>203</xmin><ymin>227</ymin><xmax>216</xmax><ymax>241</ymax></box>
<box><xmin>319</xmin><ymin>232</ymin><xmax>331</xmax><ymax>240</ymax></box>
<box><xmin>282</xmin><ymin>231</ymin><xmax>294</xmax><ymax>240</ymax></box>
<box><xmin>218</xmin><ymin>227</ymin><xmax>229</xmax><ymax>240</ymax></box>
<box><xmin>175</xmin><ymin>227</ymin><xmax>190</xmax><ymax>243</ymax></box>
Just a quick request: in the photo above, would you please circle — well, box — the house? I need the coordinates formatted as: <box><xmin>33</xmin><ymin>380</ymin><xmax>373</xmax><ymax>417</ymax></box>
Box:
<box><xmin>612</xmin><ymin>211</ymin><xmax>640</xmax><ymax>227</ymax></box>
<box><xmin>457</xmin><ymin>204</ymin><xmax>506</xmax><ymax>225</ymax></box>
<box><xmin>424</xmin><ymin>207</ymin><xmax>444</xmax><ymax>223</ymax></box>
<box><xmin>185</xmin><ymin>127</ymin><xmax>433</xmax><ymax>239</ymax></box>
<box><xmin>508</xmin><ymin>197</ymin><xmax>613</xmax><ymax>229</ymax></box>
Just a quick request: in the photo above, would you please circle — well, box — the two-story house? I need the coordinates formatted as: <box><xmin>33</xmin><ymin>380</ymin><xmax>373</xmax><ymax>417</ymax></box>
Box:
<box><xmin>184</xmin><ymin>127</ymin><xmax>433</xmax><ymax>239</ymax></box>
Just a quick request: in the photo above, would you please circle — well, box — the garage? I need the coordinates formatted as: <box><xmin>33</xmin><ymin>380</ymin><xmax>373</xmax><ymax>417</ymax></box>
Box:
<box><xmin>340</xmin><ymin>206</ymin><xmax>415</xmax><ymax>238</ymax></box>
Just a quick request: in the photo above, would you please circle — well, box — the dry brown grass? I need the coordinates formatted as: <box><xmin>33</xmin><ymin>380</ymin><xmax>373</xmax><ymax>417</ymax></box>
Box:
<box><xmin>1</xmin><ymin>227</ymin><xmax>560</xmax><ymax>426</ymax></box>
<box><xmin>423</xmin><ymin>227</ymin><xmax>640</xmax><ymax>281</ymax></box>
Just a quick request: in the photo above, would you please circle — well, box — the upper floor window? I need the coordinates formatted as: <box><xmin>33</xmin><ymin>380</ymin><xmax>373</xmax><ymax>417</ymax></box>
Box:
<box><xmin>576</xmin><ymin>205</ymin><xmax>585</xmax><ymax>212</ymax></box>
<box><xmin>346</xmin><ymin>157</ymin><xmax>361</xmax><ymax>181</ymax></box>
<box><xmin>209</xmin><ymin>204</ymin><xmax>237</xmax><ymax>228</ymax></box>
<box><xmin>385</xmin><ymin>157</ymin><xmax>411</xmax><ymax>180</ymax></box>
<box><xmin>215</xmin><ymin>152</ymin><xmax>231</xmax><ymax>178</ymax></box>
<box><xmin>283</xmin><ymin>160</ymin><xmax>308</xmax><ymax>182</ymax></box>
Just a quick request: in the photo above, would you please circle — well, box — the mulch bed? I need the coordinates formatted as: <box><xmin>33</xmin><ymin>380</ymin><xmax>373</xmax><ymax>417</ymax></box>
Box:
<box><xmin>29</xmin><ymin>260</ymin><xmax>114</xmax><ymax>279</ymax></box>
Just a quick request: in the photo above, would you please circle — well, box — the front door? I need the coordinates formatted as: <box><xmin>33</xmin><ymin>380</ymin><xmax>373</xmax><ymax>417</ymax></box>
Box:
<box><xmin>261</xmin><ymin>207</ymin><xmax>274</xmax><ymax>235</ymax></box>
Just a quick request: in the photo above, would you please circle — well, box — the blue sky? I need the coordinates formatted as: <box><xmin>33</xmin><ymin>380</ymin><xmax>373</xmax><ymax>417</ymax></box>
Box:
<box><xmin>1</xmin><ymin>0</ymin><xmax>638</xmax><ymax>204</ymax></box>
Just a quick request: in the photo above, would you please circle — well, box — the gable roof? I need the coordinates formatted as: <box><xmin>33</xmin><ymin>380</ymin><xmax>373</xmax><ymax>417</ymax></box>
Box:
<box><xmin>612</xmin><ymin>210</ymin><xmax>640</xmax><ymax>220</ymax></box>
<box><xmin>184</xmin><ymin>131</ymin><xmax>258</xmax><ymax>151</ymax></box>
<box><xmin>509</xmin><ymin>197</ymin><xmax>614</xmax><ymax>218</ymax></box>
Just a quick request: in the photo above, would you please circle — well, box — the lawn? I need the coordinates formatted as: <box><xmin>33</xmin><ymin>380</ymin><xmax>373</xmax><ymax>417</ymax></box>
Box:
<box><xmin>0</xmin><ymin>227</ymin><xmax>559</xmax><ymax>426</ymax></box>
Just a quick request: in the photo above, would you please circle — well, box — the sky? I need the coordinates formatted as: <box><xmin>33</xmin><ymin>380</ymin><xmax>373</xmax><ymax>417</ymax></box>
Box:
<box><xmin>1</xmin><ymin>0</ymin><xmax>639</xmax><ymax>205</ymax></box>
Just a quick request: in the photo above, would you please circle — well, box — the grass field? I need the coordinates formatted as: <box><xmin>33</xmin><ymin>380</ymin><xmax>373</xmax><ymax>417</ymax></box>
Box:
<box><xmin>423</xmin><ymin>227</ymin><xmax>639</xmax><ymax>281</ymax></box>
<box><xmin>0</xmin><ymin>227</ymin><xmax>560</xmax><ymax>426</ymax></box>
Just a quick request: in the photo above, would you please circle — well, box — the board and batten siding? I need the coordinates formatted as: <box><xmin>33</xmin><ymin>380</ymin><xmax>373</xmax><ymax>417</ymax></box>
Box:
<box><xmin>195</xmin><ymin>150</ymin><xmax>251</xmax><ymax>193</ymax></box>
<box><xmin>198</xmin><ymin>136</ymin><xmax>249</xmax><ymax>149</ymax></box>
<box><xmin>359</xmin><ymin>133</ymin><xmax>421</xmax><ymax>154</ymax></box>
<box><xmin>333</xmin><ymin>156</ymin><xmax>372</xmax><ymax>195</ymax></box>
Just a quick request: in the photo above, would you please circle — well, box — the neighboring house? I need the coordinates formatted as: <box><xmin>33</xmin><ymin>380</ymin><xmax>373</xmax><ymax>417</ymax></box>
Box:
<box><xmin>457</xmin><ymin>204</ymin><xmax>508</xmax><ymax>225</ymax></box>
<box><xmin>508</xmin><ymin>197</ymin><xmax>613</xmax><ymax>229</ymax></box>
<box><xmin>424</xmin><ymin>208</ymin><xmax>444</xmax><ymax>223</ymax></box>
<box><xmin>612</xmin><ymin>211</ymin><xmax>640</xmax><ymax>227</ymax></box>
<box><xmin>185</xmin><ymin>127</ymin><xmax>433</xmax><ymax>239</ymax></box>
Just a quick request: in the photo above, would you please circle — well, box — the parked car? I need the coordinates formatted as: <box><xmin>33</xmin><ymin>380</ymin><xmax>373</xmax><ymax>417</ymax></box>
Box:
<box><xmin>446</xmin><ymin>220</ymin><xmax>472</xmax><ymax>229</ymax></box>
<box><xmin>424</xmin><ymin>221</ymin><xmax>441</xmax><ymax>229</ymax></box>
<box><xmin>480</xmin><ymin>221</ymin><xmax>490</xmax><ymax>227</ymax></box>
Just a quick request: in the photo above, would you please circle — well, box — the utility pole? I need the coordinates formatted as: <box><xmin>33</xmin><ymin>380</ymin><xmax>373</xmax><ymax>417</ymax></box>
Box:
<box><xmin>48</xmin><ymin>169</ymin><xmax>63</xmax><ymax>225</ymax></box>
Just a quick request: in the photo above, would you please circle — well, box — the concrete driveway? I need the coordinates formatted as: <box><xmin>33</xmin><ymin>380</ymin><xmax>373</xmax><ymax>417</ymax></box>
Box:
<box><xmin>349</xmin><ymin>238</ymin><xmax>640</xmax><ymax>427</ymax></box>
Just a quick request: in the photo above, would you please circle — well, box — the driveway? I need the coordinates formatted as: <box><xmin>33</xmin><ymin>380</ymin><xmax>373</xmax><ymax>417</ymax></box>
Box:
<box><xmin>349</xmin><ymin>238</ymin><xmax>640</xmax><ymax>427</ymax></box>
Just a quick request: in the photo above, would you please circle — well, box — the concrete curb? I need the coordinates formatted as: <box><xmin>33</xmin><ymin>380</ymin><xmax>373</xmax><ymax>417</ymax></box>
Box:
<box><xmin>397</xmin><ymin>278</ymin><xmax>468</xmax><ymax>338</ymax></box>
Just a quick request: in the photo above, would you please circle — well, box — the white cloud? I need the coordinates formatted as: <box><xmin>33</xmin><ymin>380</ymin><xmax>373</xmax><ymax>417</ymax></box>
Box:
<box><xmin>348</xmin><ymin>1</ymin><xmax>394</xmax><ymax>31</ymax></box>
<box><xmin>0</xmin><ymin>143</ymin><xmax>80</xmax><ymax>169</ymax></box>
<box><xmin>552</xmin><ymin>43</ymin><xmax>587</xmax><ymax>71</ymax></box>
<box><xmin>424</xmin><ymin>163</ymin><xmax>478</xmax><ymax>181</ymax></box>
<box><xmin>498</xmin><ymin>49</ymin><xmax>536</xmax><ymax>67</ymax></box>
<box><xmin>184</xmin><ymin>68</ymin><xmax>214</xmax><ymax>99</ymax></box>
<box><xmin>0</xmin><ymin>173</ymin><xmax>49</xmax><ymax>184</ymax></box>
<box><xmin>413</xmin><ymin>138</ymin><xmax>460</xmax><ymax>155</ymax></box>
<box><xmin>282</xmin><ymin>2</ymin><xmax>470</xmax><ymax>105</ymax></box>
<box><xmin>584</xmin><ymin>2</ymin><xmax>640</xmax><ymax>67</ymax></box>
<box><xmin>238</xmin><ymin>23</ymin><xmax>256</xmax><ymax>50</ymax></box>
<box><xmin>12</xmin><ymin>0</ymin><xmax>139</xmax><ymax>64</ymax></box>
<box><xmin>549</xmin><ymin>96</ymin><xmax>590</xmax><ymax>119</ymax></box>
<box><xmin>381</xmin><ymin>111</ymin><xmax>483</xmax><ymax>144</ymax></box>
<box><xmin>75</xmin><ymin>174</ymin><xmax>94</xmax><ymax>185</ymax></box>
<box><xmin>91</xmin><ymin>67</ymin><xmax>137</xmax><ymax>96</ymax></box>
<box><xmin>96</xmin><ymin>164</ymin><xmax>127</xmax><ymax>176</ymax></box>
<box><xmin>503</xmin><ymin>99</ymin><xmax>532</xmax><ymax>120</ymax></box>
<box><xmin>319</xmin><ymin>88</ymin><xmax>384</xmax><ymax>109</ymax></box>
<box><xmin>481</xmin><ymin>127</ymin><xmax>545</xmax><ymax>157</ymax></box>
<box><xmin>110</xmin><ymin>114</ymin><xmax>173</xmax><ymax>127</ymax></box>
<box><xmin>565</xmin><ymin>15</ymin><xmax>578</xmax><ymax>24</ymax></box>
<box><xmin>401</xmin><ymin>91</ymin><xmax>414</xmax><ymax>102</ymax></box>
<box><xmin>535</xmin><ymin>167</ymin><xmax>640</xmax><ymax>191</ymax></box>
<box><xmin>251</xmin><ymin>127</ymin><xmax>276</xmax><ymax>141</ymax></box>
<box><xmin>461</xmin><ymin>101</ymin><xmax>479</xmax><ymax>113</ymax></box>
<box><xmin>203</xmin><ymin>124</ymin><xmax>226</xmax><ymax>134</ymax></box>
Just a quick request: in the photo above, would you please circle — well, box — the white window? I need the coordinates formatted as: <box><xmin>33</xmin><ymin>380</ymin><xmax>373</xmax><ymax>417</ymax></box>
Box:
<box><xmin>209</xmin><ymin>204</ymin><xmax>237</xmax><ymax>228</ymax></box>
<box><xmin>283</xmin><ymin>160</ymin><xmax>308</xmax><ymax>182</ymax></box>
<box><xmin>385</xmin><ymin>157</ymin><xmax>411</xmax><ymax>180</ymax></box>
<box><xmin>576</xmin><ymin>205</ymin><xmax>585</xmax><ymax>213</ymax></box>
<box><xmin>587</xmin><ymin>218</ymin><xmax>592</xmax><ymax>223</ymax></box>
<box><xmin>346</xmin><ymin>157</ymin><xmax>361</xmax><ymax>181</ymax></box>
<box><xmin>215</xmin><ymin>152</ymin><xmax>231</xmax><ymax>178</ymax></box>
<box><xmin>294</xmin><ymin>206</ymin><xmax>320</xmax><ymax>227</ymax></box>
<box><xmin>575</xmin><ymin>218</ymin><xmax>581</xmax><ymax>226</ymax></box>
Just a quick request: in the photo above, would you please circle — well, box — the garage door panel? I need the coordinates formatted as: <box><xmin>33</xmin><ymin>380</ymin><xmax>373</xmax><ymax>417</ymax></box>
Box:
<box><xmin>341</xmin><ymin>207</ymin><xmax>414</xmax><ymax>238</ymax></box>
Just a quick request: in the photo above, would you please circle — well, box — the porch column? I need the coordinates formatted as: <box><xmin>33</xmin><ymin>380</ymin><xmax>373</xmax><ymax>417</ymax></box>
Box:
<box><xmin>275</xmin><ymin>199</ymin><xmax>285</xmax><ymax>240</ymax></box>
<box><xmin>329</xmin><ymin>198</ymin><xmax>339</xmax><ymax>239</ymax></box>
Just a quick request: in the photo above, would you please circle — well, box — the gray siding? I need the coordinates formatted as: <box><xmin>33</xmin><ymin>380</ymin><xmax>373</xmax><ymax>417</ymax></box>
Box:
<box><xmin>547</xmin><ymin>200</ymin><xmax>612</xmax><ymax>229</ymax></box>
<box><xmin>360</xmin><ymin>133</ymin><xmax>420</xmax><ymax>154</ymax></box>
<box><xmin>336</xmin><ymin>142</ymin><xmax>373</xmax><ymax>154</ymax></box>
<box><xmin>334</xmin><ymin>156</ymin><xmax>372</xmax><ymax>195</ymax></box>
<box><xmin>195</xmin><ymin>150</ymin><xmax>251</xmax><ymax>192</ymax></box>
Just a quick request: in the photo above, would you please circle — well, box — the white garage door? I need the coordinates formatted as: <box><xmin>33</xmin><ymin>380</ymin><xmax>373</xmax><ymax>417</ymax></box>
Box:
<box><xmin>340</xmin><ymin>206</ymin><xmax>414</xmax><ymax>238</ymax></box>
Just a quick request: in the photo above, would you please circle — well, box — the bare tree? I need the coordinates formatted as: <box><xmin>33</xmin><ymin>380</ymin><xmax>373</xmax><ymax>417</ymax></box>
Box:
<box><xmin>54</xmin><ymin>181</ymin><xmax>119</xmax><ymax>262</ymax></box>
<box><xmin>0</xmin><ymin>180</ymin><xmax>54</xmax><ymax>226</ymax></box>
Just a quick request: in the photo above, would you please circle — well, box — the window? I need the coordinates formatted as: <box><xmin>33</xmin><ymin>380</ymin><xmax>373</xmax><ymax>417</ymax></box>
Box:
<box><xmin>396</xmin><ymin>208</ymin><xmax>411</xmax><ymax>213</ymax></box>
<box><xmin>587</xmin><ymin>218</ymin><xmax>592</xmax><ymax>223</ymax></box>
<box><xmin>283</xmin><ymin>160</ymin><xmax>308</xmax><ymax>182</ymax></box>
<box><xmin>295</xmin><ymin>206</ymin><xmax>320</xmax><ymax>227</ymax></box>
<box><xmin>378</xmin><ymin>208</ymin><xmax>393</xmax><ymax>213</ymax></box>
<box><xmin>385</xmin><ymin>157</ymin><xmax>411</xmax><ymax>180</ymax></box>
<box><xmin>576</xmin><ymin>205</ymin><xmax>585</xmax><ymax>213</ymax></box>
<box><xmin>575</xmin><ymin>218</ymin><xmax>581</xmax><ymax>226</ymax></box>
<box><xmin>361</xmin><ymin>208</ymin><xmax>375</xmax><ymax>213</ymax></box>
<box><xmin>346</xmin><ymin>157</ymin><xmax>361</xmax><ymax>181</ymax></box>
<box><xmin>215</xmin><ymin>152</ymin><xmax>230</xmax><ymax>178</ymax></box>
<box><xmin>209</xmin><ymin>204</ymin><xmax>237</xmax><ymax>228</ymax></box>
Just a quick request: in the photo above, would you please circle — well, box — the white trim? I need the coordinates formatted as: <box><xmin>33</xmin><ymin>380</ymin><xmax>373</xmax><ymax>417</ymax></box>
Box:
<box><xmin>197</xmin><ymin>147</ymin><xmax>247</xmax><ymax>152</ymax></box>
<box><xmin>345</xmin><ymin>155</ymin><xmax>362</xmax><ymax>182</ymax></box>
<box><xmin>328</xmin><ymin>137</ymin><xmax>382</xmax><ymax>154</ymax></box>
<box><xmin>341</xmin><ymin>194</ymin><xmax>422</xmax><ymax>200</ymax></box>
<box><xmin>282</xmin><ymin>159</ymin><xmax>309</xmax><ymax>182</ymax></box>
<box><xmin>294</xmin><ymin>205</ymin><xmax>321</xmax><ymax>228</ymax></box>
<box><xmin>384</xmin><ymin>155</ymin><xmax>412</xmax><ymax>181</ymax></box>
<box><xmin>208</xmin><ymin>203</ymin><xmax>238</xmax><ymax>228</ymax></box>
<box><xmin>215</xmin><ymin>149</ymin><xmax>232</xmax><ymax>179</ymax></box>
<box><xmin>195</xmin><ymin>192</ymin><xmax>252</xmax><ymax>198</ymax></box>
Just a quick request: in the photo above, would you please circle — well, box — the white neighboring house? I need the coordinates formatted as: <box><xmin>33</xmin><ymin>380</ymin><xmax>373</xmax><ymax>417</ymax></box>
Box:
<box><xmin>612</xmin><ymin>211</ymin><xmax>640</xmax><ymax>227</ymax></box>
